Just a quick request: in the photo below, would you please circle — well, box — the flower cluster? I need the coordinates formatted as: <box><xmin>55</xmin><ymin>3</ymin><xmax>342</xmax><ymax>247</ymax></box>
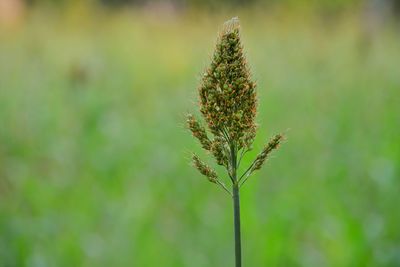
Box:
<box><xmin>187</xmin><ymin>18</ymin><xmax>284</xmax><ymax>192</ymax></box>
<box><xmin>198</xmin><ymin>18</ymin><xmax>257</xmax><ymax>151</ymax></box>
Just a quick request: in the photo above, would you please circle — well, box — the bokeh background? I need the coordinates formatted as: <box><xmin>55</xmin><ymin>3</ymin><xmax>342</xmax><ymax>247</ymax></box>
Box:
<box><xmin>1</xmin><ymin>0</ymin><xmax>400</xmax><ymax>266</ymax></box>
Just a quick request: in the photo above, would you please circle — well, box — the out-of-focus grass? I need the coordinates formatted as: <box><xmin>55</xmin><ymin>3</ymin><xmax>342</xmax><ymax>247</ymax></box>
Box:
<box><xmin>0</xmin><ymin>7</ymin><xmax>399</xmax><ymax>267</ymax></box>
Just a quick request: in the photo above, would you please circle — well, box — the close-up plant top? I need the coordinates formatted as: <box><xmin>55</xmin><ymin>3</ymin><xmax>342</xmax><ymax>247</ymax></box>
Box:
<box><xmin>187</xmin><ymin>18</ymin><xmax>284</xmax><ymax>267</ymax></box>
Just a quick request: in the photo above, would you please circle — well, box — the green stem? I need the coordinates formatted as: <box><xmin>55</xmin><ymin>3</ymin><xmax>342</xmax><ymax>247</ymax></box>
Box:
<box><xmin>230</xmin><ymin>143</ymin><xmax>241</xmax><ymax>267</ymax></box>
<box><xmin>233</xmin><ymin>183</ymin><xmax>242</xmax><ymax>267</ymax></box>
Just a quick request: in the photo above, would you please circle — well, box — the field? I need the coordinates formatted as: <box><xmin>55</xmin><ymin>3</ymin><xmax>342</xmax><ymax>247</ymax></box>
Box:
<box><xmin>1</xmin><ymin>7</ymin><xmax>400</xmax><ymax>267</ymax></box>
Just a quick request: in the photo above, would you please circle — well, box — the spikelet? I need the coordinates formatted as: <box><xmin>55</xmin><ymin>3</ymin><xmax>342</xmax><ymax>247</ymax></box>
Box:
<box><xmin>187</xmin><ymin>114</ymin><xmax>211</xmax><ymax>151</ymax></box>
<box><xmin>192</xmin><ymin>154</ymin><xmax>218</xmax><ymax>183</ymax></box>
<box><xmin>251</xmin><ymin>134</ymin><xmax>283</xmax><ymax>173</ymax></box>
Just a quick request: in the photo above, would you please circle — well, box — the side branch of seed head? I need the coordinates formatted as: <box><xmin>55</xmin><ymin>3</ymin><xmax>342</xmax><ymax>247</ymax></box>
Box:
<box><xmin>238</xmin><ymin>134</ymin><xmax>284</xmax><ymax>187</ymax></box>
<box><xmin>251</xmin><ymin>134</ymin><xmax>283</xmax><ymax>172</ymax></box>
<box><xmin>192</xmin><ymin>154</ymin><xmax>231</xmax><ymax>195</ymax></box>
<box><xmin>192</xmin><ymin>154</ymin><xmax>218</xmax><ymax>183</ymax></box>
<box><xmin>187</xmin><ymin>114</ymin><xmax>211</xmax><ymax>150</ymax></box>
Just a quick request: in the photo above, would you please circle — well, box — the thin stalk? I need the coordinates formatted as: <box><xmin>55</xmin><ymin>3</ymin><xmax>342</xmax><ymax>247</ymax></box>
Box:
<box><xmin>233</xmin><ymin>183</ymin><xmax>241</xmax><ymax>267</ymax></box>
<box><xmin>238</xmin><ymin>160</ymin><xmax>256</xmax><ymax>182</ymax></box>
<box><xmin>237</xmin><ymin>147</ymin><xmax>249</xmax><ymax>169</ymax></box>
<box><xmin>230</xmin><ymin>144</ymin><xmax>242</xmax><ymax>267</ymax></box>
<box><xmin>216</xmin><ymin>180</ymin><xmax>232</xmax><ymax>196</ymax></box>
<box><xmin>239</xmin><ymin>173</ymin><xmax>251</xmax><ymax>188</ymax></box>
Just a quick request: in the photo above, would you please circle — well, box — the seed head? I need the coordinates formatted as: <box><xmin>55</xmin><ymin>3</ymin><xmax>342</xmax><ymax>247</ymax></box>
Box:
<box><xmin>198</xmin><ymin>17</ymin><xmax>257</xmax><ymax>149</ymax></box>
<box><xmin>188</xmin><ymin>18</ymin><xmax>284</xmax><ymax>192</ymax></box>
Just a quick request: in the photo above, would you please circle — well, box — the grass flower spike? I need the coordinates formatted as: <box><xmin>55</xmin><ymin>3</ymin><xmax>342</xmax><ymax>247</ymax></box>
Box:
<box><xmin>186</xmin><ymin>17</ymin><xmax>284</xmax><ymax>267</ymax></box>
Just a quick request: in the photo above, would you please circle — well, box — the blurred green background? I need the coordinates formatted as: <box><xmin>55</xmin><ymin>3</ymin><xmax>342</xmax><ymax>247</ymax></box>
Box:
<box><xmin>1</xmin><ymin>0</ymin><xmax>400</xmax><ymax>266</ymax></box>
